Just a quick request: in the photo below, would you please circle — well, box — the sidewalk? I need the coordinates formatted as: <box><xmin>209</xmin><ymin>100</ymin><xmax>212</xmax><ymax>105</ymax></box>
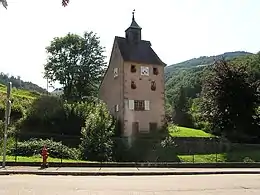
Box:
<box><xmin>1</xmin><ymin>166</ymin><xmax>260</xmax><ymax>176</ymax></box>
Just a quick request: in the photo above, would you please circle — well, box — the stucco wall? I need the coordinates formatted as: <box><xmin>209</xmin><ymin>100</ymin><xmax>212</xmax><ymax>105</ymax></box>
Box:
<box><xmin>99</xmin><ymin>41</ymin><xmax>124</xmax><ymax>125</ymax></box>
<box><xmin>123</xmin><ymin>61</ymin><xmax>165</xmax><ymax>136</ymax></box>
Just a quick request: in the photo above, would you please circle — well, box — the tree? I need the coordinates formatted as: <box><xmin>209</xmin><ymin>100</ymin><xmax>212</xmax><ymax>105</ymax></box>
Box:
<box><xmin>1</xmin><ymin>0</ymin><xmax>70</xmax><ymax>9</ymax></box>
<box><xmin>201</xmin><ymin>59</ymin><xmax>260</xmax><ymax>141</ymax></box>
<box><xmin>172</xmin><ymin>86</ymin><xmax>193</xmax><ymax>127</ymax></box>
<box><xmin>79</xmin><ymin>101</ymin><xmax>115</xmax><ymax>162</ymax></box>
<box><xmin>62</xmin><ymin>0</ymin><xmax>70</xmax><ymax>7</ymax></box>
<box><xmin>44</xmin><ymin>32</ymin><xmax>106</xmax><ymax>102</ymax></box>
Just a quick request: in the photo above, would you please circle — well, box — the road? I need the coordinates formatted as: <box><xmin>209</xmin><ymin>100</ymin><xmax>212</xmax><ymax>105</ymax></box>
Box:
<box><xmin>1</xmin><ymin>174</ymin><xmax>260</xmax><ymax>194</ymax></box>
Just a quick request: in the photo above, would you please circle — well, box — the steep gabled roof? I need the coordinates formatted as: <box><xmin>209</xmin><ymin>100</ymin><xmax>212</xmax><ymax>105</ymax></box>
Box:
<box><xmin>115</xmin><ymin>36</ymin><xmax>166</xmax><ymax>66</ymax></box>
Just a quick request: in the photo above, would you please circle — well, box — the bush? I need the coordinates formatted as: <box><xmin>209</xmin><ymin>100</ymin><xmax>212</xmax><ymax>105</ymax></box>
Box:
<box><xmin>8</xmin><ymin>138</ymin><xmax>80</xmax><ymax>160</ymax></box>
<box><xmin>20</xmin><ymin>96</ymin><xmax>95</xmax><ymax>136</ymax></box>
<box><xmin>79</xmin><ymin>101</ymin><xmax>115</xmax><ymax>162</ymax></box>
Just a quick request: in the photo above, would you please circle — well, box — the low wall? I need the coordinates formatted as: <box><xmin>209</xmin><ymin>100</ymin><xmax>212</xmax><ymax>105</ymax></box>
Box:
<box><xmin>171</xmin><ymin>137</ymin><xmax>230</xmax><ymax>155</ymax></box>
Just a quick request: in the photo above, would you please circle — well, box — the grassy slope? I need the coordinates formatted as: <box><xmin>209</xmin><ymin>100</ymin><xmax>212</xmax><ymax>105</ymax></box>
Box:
<box><xmin>0</xmin><ymin>83</ymin><xmax>40</xmax><ymax>114</ymax></box>
<box><xmin>0</xmin><ymin>84</ymin><xmax>40</xmax><ymax>99</ymax></box>
<box><xmin>169</xmin><ymin>125</ymin><xmax>214</xmax><ymax>138</ymax></box>
<box><xmin>168</xmin><ymin>126</ymin><xmax>260</xmax><ymax>163</ymax></box>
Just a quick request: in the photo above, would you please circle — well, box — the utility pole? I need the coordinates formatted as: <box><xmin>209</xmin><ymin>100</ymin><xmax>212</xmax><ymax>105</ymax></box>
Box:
<box><xmin>2</xmin><ymin>82</ymin><xmax>12</xmax><ymax>168</ymax></box>
<box><xmin>46</xmin><ymin>77</ymin><xmax>49</xmax><ymax>95</ymax></box>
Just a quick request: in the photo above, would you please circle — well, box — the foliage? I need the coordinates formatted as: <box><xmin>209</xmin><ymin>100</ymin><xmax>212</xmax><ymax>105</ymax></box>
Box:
<box><xmin>0</xmin><ymin>73</ymin><xmax>46</xmax><ymax>94</ymax></box>
<box><xmin>172</xmin><ymin>86</ymin><xmax>193</xmax><ymax>127</ymax></box>
<box><xmin>165</xmin><ymin>51</ymin><xmax>260</xmax><ymax>141</ymax></box>
<box><xmin>160</xmin><ymin>136</ymin><xmax>176</xmax><ymax>148</ymax></box>
<box><xmin>19</xmin><ymin>95</ymin><xmax>95</xmax><ymax>136</ymax></box>
<box><xmin>201</xmin><ymin>59</ymin><xmax>260</xmax><ymax>140</ymax></box>
<box><xmin>2</xmin><ymin>0</ymin><xmax>70</xmax><ymax>9</ymax></box>
<box><xmin>0</xmin><ymin>85</ymin><xmax>37</xmax><ymax>123</ymax></box>
<box><xmin>8</xmin><ymin>138</ymin><xmax>79</xmax><ymax>160</ymax></box>
<box><xmin>189</xmin><ymin>98</ymin><xmax>212</xmax><ymax>131</ymax></box>
<box><xmin>79</xmin><ymin>101</ymin><xmax>115</xmax><ymax>162</ymax></box>
<box><xmin>44</xmin><ymin>32</ymin><xmax>106</xmax><ymax>102</ymax></box>
<box><xmin>165</xmin><ymin>51</ymin><xmax>252</xmax><ymax>76</ymax></box>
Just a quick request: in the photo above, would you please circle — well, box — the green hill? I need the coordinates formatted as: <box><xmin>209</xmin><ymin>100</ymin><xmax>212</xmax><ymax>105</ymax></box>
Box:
<box><xmin>165</xmin><ymin>51</ymin><xmax>253</xmax><ymax>78</ymax></box>
<box><xmin>0</xmin><ymin>72</ymin><xmax>47</xmax><ymax>94</ymax></box>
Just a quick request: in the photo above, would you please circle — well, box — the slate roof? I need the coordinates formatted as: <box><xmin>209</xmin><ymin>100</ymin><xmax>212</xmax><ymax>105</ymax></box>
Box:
<box><xmin>115</xmin><ymin>36</ymin><xmax>166</xmax><ymax>66</ymax></box>
<box><xmin>126</xmin><ymin>18</ymin><xmax>142</xmax><ymax>30</ymax></box>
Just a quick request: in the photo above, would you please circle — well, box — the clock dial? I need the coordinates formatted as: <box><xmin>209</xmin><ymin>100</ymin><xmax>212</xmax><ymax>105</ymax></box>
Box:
<box><xmin>141</xmin><ymin>66</ymin><xmax>149</xmax><ymax>76</ymax></box>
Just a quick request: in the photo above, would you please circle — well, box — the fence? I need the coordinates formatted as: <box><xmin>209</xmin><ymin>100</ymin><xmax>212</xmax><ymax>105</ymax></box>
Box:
<box><xmin>1</xmin><ymin>132</ymin><xmax>260</xmax><ymax>163</ymax></box>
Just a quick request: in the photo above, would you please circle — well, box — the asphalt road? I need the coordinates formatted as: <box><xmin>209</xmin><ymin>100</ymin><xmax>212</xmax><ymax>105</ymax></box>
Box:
<box><xmin>1</xmin><ymin>174</ymin><xmax>260</xmax><ymax>194</ymax></box>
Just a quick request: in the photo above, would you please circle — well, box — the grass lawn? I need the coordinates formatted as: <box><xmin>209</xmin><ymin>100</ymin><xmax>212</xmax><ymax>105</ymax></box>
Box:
<box><xmin>178</xmin><ymin>154</ymin><xmax>225</xmax><ymax>163</ymax></box>
<box><xmin>178</xmin><ymin>149</ymin><xmax>260</xmax><ymax>163</ymax></box>
<box><xmin>0</xmin><ymin>155</ymin><xmax>87</xmax><ymax>163</ymax></box>
<box><xmin>169</xmin><ymin>125</ymin><xmax>214</xmax><ymax>138</ymax></box>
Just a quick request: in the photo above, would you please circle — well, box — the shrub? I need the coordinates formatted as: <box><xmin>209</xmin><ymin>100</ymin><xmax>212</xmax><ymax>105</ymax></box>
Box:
<box><xmin>8</xmin><ymin>138</ymin><xmax>79</xmax><ymax>160</ymax></box>
<box><xmin>20</xmin><ymin>96</ymin><xmax>95</xmax><ymax>136</ymax></box>
<box><xmin>79</xmin><ymin>101</ymin><xmax>115</xmax><ymax>162</ymax></box>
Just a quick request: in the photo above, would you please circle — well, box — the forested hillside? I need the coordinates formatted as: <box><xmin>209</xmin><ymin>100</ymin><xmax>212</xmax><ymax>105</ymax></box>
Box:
<box><xmin>165</xmin><ymin>51</ymin><xmax>254</xmax><ymax>105</ymax></box>
<box><xmin>165</xmin><ymin>51</ymin><xmax>260</xmax><ymax>141</ymax></box>
<box><xmin>165</xmin><ymin>51</ymin><xmax>252</xmax><ymax>80</ymax></box>
<box><xmin>0</xmin><ymin>72</ymin><xmax>47</xmax><ymax>94</ymax></box>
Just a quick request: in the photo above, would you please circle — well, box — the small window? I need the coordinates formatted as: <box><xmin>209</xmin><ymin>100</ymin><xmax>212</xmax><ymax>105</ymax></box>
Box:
<box><xmin>131</xmin><ymin>65</ymin><xmax>136</xmax><ymax>73</ymax></box>
<box><xmin>131</xmin><ymin>81</ymin><xmax>136</xmax><ymax>89</ymax></box>
<box><xmin>134</xmin><ymin>100</ymin><xmax>145</xmax><ymax>111</ymax></box>
<box><xmin>115</xmin><ymin>105</ymin><xmax>119</xmax><ymax>112</ymax></box>
<box><xmin>153</xmin><ymin>67</ymin><xmax>158</xmax><ymax>75</ymax></box>
<box><xmin>151</xmin><ymin>81</ymin><xmax>156</xmax><ymax>91</ymax></box>
<box><xmin>114</xmin><ymin>68</ymin><xmax>118</xmax><ymax>78</ymax></box>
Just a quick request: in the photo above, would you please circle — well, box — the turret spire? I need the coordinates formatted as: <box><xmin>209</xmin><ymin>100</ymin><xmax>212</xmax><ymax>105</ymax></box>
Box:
<box><xmin>125</xmin><ymin>9</ymin><xmax>142</xmax><ymax>43</ymax></box>
<box><xmin>132</xmin><ymin>9</ymin><xmax>135</xmax><ymax>21</ymax></box>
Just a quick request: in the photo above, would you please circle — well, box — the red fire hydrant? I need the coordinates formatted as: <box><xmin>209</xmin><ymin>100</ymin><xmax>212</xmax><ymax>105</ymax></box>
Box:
<box><xmin>41</xmin><ymin>145</ymin><xmax>49</xmax><ymax>168</ymax></box>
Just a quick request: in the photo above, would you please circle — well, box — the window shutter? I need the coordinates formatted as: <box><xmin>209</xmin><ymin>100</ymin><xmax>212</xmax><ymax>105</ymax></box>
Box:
<box><xmin>129</xmin><ymin>100</ymin><xmax>134</xmax><ymax>110</ymax></box>
<box><xmin>145</xmin><ymin>100</ymin><xmax>150</xmax><ymax>110</ymax></box>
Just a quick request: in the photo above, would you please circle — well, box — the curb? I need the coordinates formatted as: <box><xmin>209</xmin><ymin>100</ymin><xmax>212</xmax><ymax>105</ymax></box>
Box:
<box><xmin>1</xmin><ymin>171</ymin><xmax>260</xmax><ymax>176</ymax></box>
<box><xmin>5</xmin><ymin>162</ymin><xmax>260</xmax><ymax>168</ymax></box>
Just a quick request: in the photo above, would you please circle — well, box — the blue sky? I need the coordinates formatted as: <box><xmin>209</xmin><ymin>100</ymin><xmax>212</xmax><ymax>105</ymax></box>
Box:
<box><xmin>0</xmin><ymin>0</ymin><xmax>259</xmax><ymax>89</ymax></box>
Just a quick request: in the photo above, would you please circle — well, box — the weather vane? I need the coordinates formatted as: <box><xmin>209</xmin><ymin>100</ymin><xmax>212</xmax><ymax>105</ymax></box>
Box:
<box><xmin>132</xmin><ymin>9</ymin><xmax>136</xmax><ymax>19</ymax></box>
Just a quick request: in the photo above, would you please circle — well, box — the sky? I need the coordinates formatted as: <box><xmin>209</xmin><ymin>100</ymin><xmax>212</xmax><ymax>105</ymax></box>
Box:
<box><xmin>0</xmin><ymin>0</ymin><xmax>260</xmax><ymax>90</ymax></box>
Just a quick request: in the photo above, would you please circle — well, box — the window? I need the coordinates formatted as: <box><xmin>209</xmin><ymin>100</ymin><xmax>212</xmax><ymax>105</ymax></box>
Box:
<box><xmin>134</xmin><ymin>100</ymin><xmax>145</xmax><ymax>111</ymax></box>
<box><xmin>141</xmin><ymin>66</ymin><xmax>149</xmax><ymax>76</ymax></box>
<box><xmin>129</xmin><ymin>100</ymin><xmax>150</xmax><ymax>111</ymax></box>
<box><xmin>153</xmin><ymin>67</ymin><xmax>159</xmax><ymax>75</ymax></box>
<box><xmin>115</xmin><ymin>104</ymin><xmax>119</xmax><ymax>112</ymax></box>
<box><xmin>151</xmin><ymin>81</ymin><xmax>156</xmax><ymax>91</ymax></box>
<box><xmin>114</xmin><ymin>68</ymin><xmax>118</xmax><ymax>78</ymax></box>
<box><xmin>131</xmin><ymin>65</ymin><xmax>136</xmax><ymax>73</ymax></box>
<box><xmin>131</xmin><ymin>81</ymin><xmax>136</xmax><ymax>89</ymax></box>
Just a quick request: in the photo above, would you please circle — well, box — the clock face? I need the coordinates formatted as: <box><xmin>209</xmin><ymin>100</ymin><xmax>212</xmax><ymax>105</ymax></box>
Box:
<box><xmin>141</xmin><ymin>66</ymin><xmax>149</xmax><ymax>76</ymax></box>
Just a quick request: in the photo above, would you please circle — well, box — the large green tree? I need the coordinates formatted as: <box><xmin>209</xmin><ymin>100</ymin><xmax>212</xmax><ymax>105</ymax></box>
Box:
<box><xmin>44</xmin><ymin>32</ymin><xmax>106</xmax><ymax>101</ymax></box>
<box><xmin>201</xmin><ymin>59</ymin><xmax>260</xmax><ymax>141</ymax></box>
<box><xmin>172</xmin><ymin>86</ymin><xmax>193</xmax><ymax>127</ymax></box>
